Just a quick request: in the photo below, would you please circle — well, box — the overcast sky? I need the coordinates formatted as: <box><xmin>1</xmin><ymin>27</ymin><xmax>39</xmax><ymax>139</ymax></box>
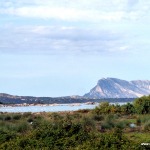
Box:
<box><xmin>0</xmin><ymin>0</ymin><xmax>150</xmax><ymax>97</ymax></box>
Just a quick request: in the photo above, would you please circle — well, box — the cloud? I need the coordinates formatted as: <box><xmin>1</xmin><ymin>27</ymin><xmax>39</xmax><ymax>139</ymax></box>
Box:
<box><xmin>30</xmin><ymin>26</ymin><xmax>121</xmax><ymax>41</ymax></box>
<box><xmin>0</xmin><ymin>0</ymin><xmax>150</xmax><ymax>22</ymax></box>
<box><xmin>0</xmin><ymin>0</ymin><xmax>150</xmax><ymax>56</ymax></box>
<box><xmin>0</xmin><ymin>6</ymin><xmax>124</xmax><ymax>22</ymax></box>
<box><xmin>0</xmin><ymin>25</ymin><xmax>127</xmax><ymax>55</ymax></box>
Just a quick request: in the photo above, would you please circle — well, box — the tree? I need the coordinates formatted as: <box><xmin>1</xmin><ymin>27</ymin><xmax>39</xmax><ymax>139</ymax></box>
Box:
<box><xmin>94</xmin><ymin>102</ymin><xmax>111</xmax><ymax>114</ymax></box>
<box><xmin>133</xmin><ymin>95</ymin><xmax>150</xmax><ymax>114</ymax></box>
<box><xmin>121</xmin><ymin>103</ymin><xmax>135</xmax><ymax>114</ymax></box>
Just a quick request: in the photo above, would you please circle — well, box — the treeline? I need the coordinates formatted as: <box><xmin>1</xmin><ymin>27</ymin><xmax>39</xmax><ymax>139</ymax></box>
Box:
<box><xmin>94</xmin><ymin>95</ymin><xmax>150</xmax><ymax>115</ymax></box>
<box><xmin>0</xmin><ymin>96</ymin><xmax>150</xmax><ymax>149</ymax></box>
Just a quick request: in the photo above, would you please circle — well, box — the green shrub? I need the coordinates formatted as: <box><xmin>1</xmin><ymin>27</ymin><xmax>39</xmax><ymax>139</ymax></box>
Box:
<box><xmin>113</xmin><ymin>114</ymin><xmax>120</xmax><ymax>119</ymax></box>
<box><xmin>133</xmin><ymin>96</ymin><xmax>150</xmax><ymax>114</ymax></box>
<box><xmin>0</xmin><ymin>112</ymin><xmax>150</xmax><ymax>149</ymax></box>
<box><xmin>139</xmin><ymin>115</ymin><xmax>150</xmax><ymax>123</ymax></box>
<box><xmin>92</xmin><ymin>114</ymin><xmax>104</xmax><ymax>121</ymax></box>
<box><xmin>0</xmin><ymin>130</ymin><xmax>16</xmax><ymax>145</ymax></box>
<box><xmin>81</xmin><ymin>117</ymin><xmax>95</xmax><ymax>131</ymax></box>
<box><xmin>71</xmin><ymin>113</ymin><xmax>81</xmax><ymax>119</ymax></box>
<box><xmin>15</xmin><ymin>121</ymin><xmax>30</xmax><ymax>133</ymax></box>
<box><xmin>121</xmin><ymin>103</ymin><xmax>135</xmax><ymax>114</ymax></box>
<box><xmin>143</xmin><ymin>120</ymin><xmax>150</xmax><ymax>131</ymax></box>
<box><xmin>0</xmin><ymin>115</ymin><xmax>4</xmax><ymax>120</ymax></box>
<box><xmin>136</xmin><ymin>118</ymin><xmax>141</xmax><ymax>126</ymax></box>
<box><xmin>77</xmin><ymin>109</ymin><xmax>90</xmax><ymax>113</ymax></box>
<box><xmin>22</xmin><ymin>112</ymin><xmax>32</xmax><ymax>118</ymax></box>
<box><xmin>101</xmin><ymin>122</ymin><xmax>113</xmax><ymax>130</ymax></box>
<box><xmin>12</xmin><ymin>114</ymin><xmax>21</xmax><ymax>120</ymax></box>
<box><xmin>27</xmin><ymin>118</ymin><xmax>34</xmax><ymax>123</ymax></box>
<box><xmin>115</xmin><ymin>121</ymin><xmax>127</xmax><ymax>129</ymax></box>
<box><xmin>4</xmin><ymin>115</ymin><xmax>11</xmax><ymax>121</ymax></box>
<box><xmin>105</xmin><ymin>114</ymin><xmax>115</xmax><ymax>122</ymax></box>
<box><xmin>50</xmin><ymin>112</ymin><xmax>63</xmax><ymax>121</ymax></box>
<box><xmin>100</xmin><ymin>114</ymin><xmax>116</xmax><ymax>130</ymax></box>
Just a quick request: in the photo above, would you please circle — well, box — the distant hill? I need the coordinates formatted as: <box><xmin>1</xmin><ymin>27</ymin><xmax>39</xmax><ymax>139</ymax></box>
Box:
<box><xmin>84</xmin><ymin>78</ymin><xmax>150</xmax><ymax>98</ymax></box>
<box><xmin>0</xmin><ymin>93</ymin><xmax>134</xmax><ymax>104</ymax></box>
<box><xmin>0</xmin><ymin>93</ymin><xmax>84</xmax><ymax>104</ymax></box>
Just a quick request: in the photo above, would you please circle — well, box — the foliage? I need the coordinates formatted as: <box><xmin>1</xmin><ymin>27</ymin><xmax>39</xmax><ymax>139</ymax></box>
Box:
<box><xmin>93</xmin><ymin>95</ymin><xmax>150</xmax><ymax>115</ymax></box>
<box><xmin>93</xmin><ymin>102</ymin><xmax>112</xmax><ymax>114</ymax></box>
<box><xmin>133</xmin><ymin>95</ymin><xmax>150</xmax><ymax>114</ymax></box>
<box><xmin>143</xmin><ymin>120</ymin><xmax>150</xmax><ymax>131</ymax></box>
<box><xmin>121</xmin><ymin>103</ymin><xmax>135</xmax><ymax>114</ymax></box>
<box><xmin>12</xmin><ymin>114</ymin><xmax>22</xmax><ymax>120</ymax></box>
<box><xmin>0</xmin><ymin>96</ymin><xmax>150</xmax><ymax>149</ymax></box>
<box><xmin>92</xmin><ymin>114</ymin><xmax>104</xmax><ymax>121</ymax></box>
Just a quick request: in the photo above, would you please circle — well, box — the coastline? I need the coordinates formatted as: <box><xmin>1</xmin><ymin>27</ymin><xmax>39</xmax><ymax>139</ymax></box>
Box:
<box><xmin>0</xmin><ymin>102</ymin><xmax>97</xmax><ymax>108</ymax></box>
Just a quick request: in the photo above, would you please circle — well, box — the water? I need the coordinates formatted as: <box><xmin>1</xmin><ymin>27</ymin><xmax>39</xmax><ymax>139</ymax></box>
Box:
<box><xmin>0</xmin><ymin>104</ymin><xmax>97</xmax><ymax>113</ymax></box>
<box><xmin>0</xmin><ymin>102</ymin><xmax>127</xmax><ymax>113</ymax></box>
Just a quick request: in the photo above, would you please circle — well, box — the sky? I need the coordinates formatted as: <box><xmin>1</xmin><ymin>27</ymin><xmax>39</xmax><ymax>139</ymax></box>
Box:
<box><xmin>0</xmin><ymin>0</ymin><xmax>150</xmax><ymax>97</ymax></box>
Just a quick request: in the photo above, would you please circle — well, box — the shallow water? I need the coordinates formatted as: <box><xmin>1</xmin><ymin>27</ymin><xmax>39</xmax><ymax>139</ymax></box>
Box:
<box><xmin>0</xmin><ymin>102</ymin><xmax>127</xmax><ymax>113</ymax></box>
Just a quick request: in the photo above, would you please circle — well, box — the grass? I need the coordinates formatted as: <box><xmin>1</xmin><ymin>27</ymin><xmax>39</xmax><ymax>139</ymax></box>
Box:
<box><xmin>125</xmin><ymin>132</ymin><xmax>150</xmax><ymax>143</ymax></box>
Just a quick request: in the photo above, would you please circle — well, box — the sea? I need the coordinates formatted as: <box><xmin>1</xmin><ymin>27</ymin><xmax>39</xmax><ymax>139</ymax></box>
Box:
<box><xmin>0</xmin><ymin>102</ymin><xmax>127</xmax><ymax>113</ymax></box>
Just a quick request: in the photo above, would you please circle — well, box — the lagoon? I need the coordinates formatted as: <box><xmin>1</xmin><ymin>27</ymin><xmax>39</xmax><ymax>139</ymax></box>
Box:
<box><xmin>0</xmin><ymin>102</ymin><xmax>127</xmax><ymax>113</ymax></box>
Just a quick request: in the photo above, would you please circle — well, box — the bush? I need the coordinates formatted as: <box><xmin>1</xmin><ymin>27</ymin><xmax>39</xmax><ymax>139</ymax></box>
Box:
<box><xmin>138</xmin><ymin>115</ymin><xmax>150</xmax><ymax>123</ymax></box>
<box><xmin>22</xmin><ymin>112</ymin><xmax>32</xmax><ymax>118</ymax></box>
<box><xmin>143</xmin><ymin>120</ymin><xmax>150</xmax><ymax>131</ymax></box>
<box><xmin>101</xmin><ymin>122</ymin><xmax>113</xmax><ymax>130</ymax></box>
<box><xmin>77</xmin><ymin>109</ymin><xmax>90</xmax><ymax>113</ymax></box>
<box><xmin>50</xmin><ymin>112</ymin><xmax>63</xmax><ymax>121</ymax></box>
<box><xmin>133</xmin><ymin>96</ymin><xmax>150</xmax><ymax>114</ymax></box>
<box><xmin>92</xmin><ymin>114</ymin><xmax>104</xmax><ymax>121</ymax></box>
<box><xmin>136</xmin><ymin>118</ymin><xmax>141</xmax><ymax>126</ymax></box>
<box><xmin>115</xmin><ymin>121</ymin><xmax>127</xmax><ymax>129</ymax></box>
<box><xmin>121</xmin><ymin>103</ymin><xmax>135</xmax><ymax>114</ymax></box>
<box><xmin>105</xmin><ymin>114</ymin><xmax>115</xmax><ymax>122</ymax></box>
<box><xmin>101</xmin><ymin>115</ymin><xmax>116</xmax><ymax>130</ymax></box>
<box><xmin>12</xmin><ymin>114</ymin><xmax>21</xmax><ymax>120</ymax></box>
<box><xmin>4</xmin><ymin>115</ymin><xmax>11</xmax><ymax>121</ymax></box>
<box><xmin>27</xmin><ymin>118</ymin><xmax>34</xmax><ymax>123</ymax></box>
<box><xmin>93</xmin><ymin>102</ymin><xmax>111</xmax><ymax>115</ymax></box>
<box><xmin>81</xmin><ymin>117</ymin><xmax>95</xmax><ymax>131</ymax></box>
<box><xmin>0</xmin><ymin>115</ymin><xmax>4</xmax><ymax>120</ymax></box>
<box><xmin>15</xmin><ymin>122</ymin><xmax>30</xmax><ymax>133</ymax></box>
<box><xmin>0</xmin><ymin>130</ymin><xmax>16</xmax><ymax>145</ymax></box>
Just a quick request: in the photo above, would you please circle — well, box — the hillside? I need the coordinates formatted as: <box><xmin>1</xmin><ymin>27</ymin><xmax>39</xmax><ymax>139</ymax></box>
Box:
<box><xmin>0</xmin><ymin>93</ymin><xmax>133</xmax><ymax>104</ymax></box>
<box><xmin>84</xmin><ymin>78</ymin><xmax>150</xmax><ymax>98</ymax></box>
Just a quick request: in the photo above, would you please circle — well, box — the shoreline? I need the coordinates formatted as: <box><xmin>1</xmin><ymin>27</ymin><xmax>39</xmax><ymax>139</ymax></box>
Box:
<box><xmin>0</xmin><ymin>102</ymin><xmax>97</xmax><ymax>107</ymax></box>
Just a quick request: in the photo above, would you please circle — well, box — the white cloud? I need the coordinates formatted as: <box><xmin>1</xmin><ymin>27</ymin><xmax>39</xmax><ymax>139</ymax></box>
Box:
<box><xmin>0</xmin><ymin>25</ymin><xmax>127</xmax><ymax>55</ymax></box>
<box><xmin>0</xmin><ymin>0</ymin><xmax>150</xmax><ymax>56</ymax></box>
<box><xmin>0</xmin><ymin>6</ymin><xmax>125</xmax><ymax>22</ymax></box>
<box><xmin>0</xmin><ymin>0</ymin><xmax>150</xmax><ymax>22</ymax></box>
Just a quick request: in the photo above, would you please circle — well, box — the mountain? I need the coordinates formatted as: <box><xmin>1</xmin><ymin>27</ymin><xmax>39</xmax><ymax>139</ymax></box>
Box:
<box><xmin>84</xmin><ymin>78</ymin><xmax>150</xmax><ymax>98</ymax></box>
<box><xmin>1</xmin><ymin>78</ymin><xmax>149</xmax><ymax>104</ymax></box>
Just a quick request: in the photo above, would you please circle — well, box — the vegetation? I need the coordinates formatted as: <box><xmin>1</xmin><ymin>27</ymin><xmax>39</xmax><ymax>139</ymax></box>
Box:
<box><xmin>134</xmin><ymin>95</ymin><xmax>150</xmax><ymax>114</ymax></box>
<box><xmin>0</xmin><ymin>96</ymin><xmax>150</xmax><ymax>149</ymax></box>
